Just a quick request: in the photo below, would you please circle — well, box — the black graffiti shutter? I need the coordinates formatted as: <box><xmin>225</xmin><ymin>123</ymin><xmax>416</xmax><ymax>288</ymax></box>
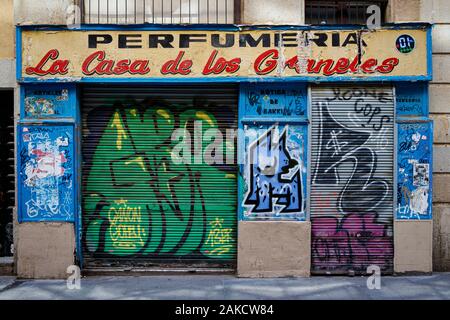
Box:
<box><xmin>81</xmin><ymin>84</ymin><xmax>238</xmax><ymax>270</ymax></box>
<box><xmin>310</xmin><ymin>86</ymin><xmax>394</xmax><ymax>274</ymax></box>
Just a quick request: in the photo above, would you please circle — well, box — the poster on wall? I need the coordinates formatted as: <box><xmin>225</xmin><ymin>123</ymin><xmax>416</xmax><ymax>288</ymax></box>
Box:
<box><xmin>18</xmin><ymin>124</ymin><xmax>75</xmax><ymax>222</ymax></box>
<box><xmin>397</xmin><ymin>121</ymin><xmax>433</xmax><ymax>220</ymax></box>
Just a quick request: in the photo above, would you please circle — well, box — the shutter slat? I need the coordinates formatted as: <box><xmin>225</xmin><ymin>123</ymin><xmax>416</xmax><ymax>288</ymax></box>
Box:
<box><xmin>310</xmin><ymin>86</ymin><xmax>394</xmax><ymax>275</ymax></box>
<box><xmin>81</xmin><ymin>84</ymin><xmax>238</xmax><ymax>270</ymax></box>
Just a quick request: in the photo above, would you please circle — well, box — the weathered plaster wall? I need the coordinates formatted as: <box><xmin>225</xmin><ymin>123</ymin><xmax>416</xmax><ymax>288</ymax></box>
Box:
<box><xmin>15</xmin><ymin>0</ymin><xmax>75</xmax><ymax>25</ymax></box>
<box><xmin>389</xmin><ymin>0</ymin><xmax>450</xmax><ymax>271</ymax></box>
<box><xmin>433</xmin><ymin>205</ymin><xmax>450</xmax><ymax>270</ymax></box>
<box><xmin>424</xmin><ymin>0</ymin><xmax>450</xmax><ymax>272</ymax></box>
<box><xmin>16</xmin><ymin>223</ymin><xmax>75</xmax><ymax>279</ymax></box>
<box><xmin>241</xmin><ymin>0</ymin><xmax>304</xmax><ymax>25</ymax></box>
<box><xmin>394</xmin><ymin>221</ymin><xmax>433</xmax><ymax>273</ymax></box>
<box><xmin>0</xmin><ymin>0</ymin><xmax>14</xmax><ymax>59</ymax></box>
<box><xmin>0</xmin><ymin>0</ymin><xmax>15</xmax><ymax>88</ymax></box>
<box><xmin>0</xmin><ymin>59</ymin><xmax>15</xmax><ymax>88</ymax></box>
<box><xmin>237</xmin><ymin>221</ymin><xmax>311</xmax><ymax>278</ymax></box>
<box><xmin>386</xmin><ymin>0</ymin><xmax>422</xmax><ymax>22</ymax></box>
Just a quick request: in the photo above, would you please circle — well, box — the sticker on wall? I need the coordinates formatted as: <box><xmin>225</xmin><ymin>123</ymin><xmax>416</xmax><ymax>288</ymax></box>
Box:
<box><xmin>242</xmin><ymin>123</ymin><xmax>307</xmax><ymax>221</ymax></box>
<box><xmin>396</xmin><ymin>34</ymin><xmax>415</xmax><ymax>53</ymax></box>
<box><xmin>18</xmin><ymin>124</ymin><xmax>75</xmax><ymax>222</ymax></box>
<box><xmin>23</xmin><ymin>86</ymin><xmax>74</xmax><ymax>119</ymax></box>
<box><xmin>397</xmin><ymin>121</ymin><xmax>433</xmax><ymax>220</ymax></box>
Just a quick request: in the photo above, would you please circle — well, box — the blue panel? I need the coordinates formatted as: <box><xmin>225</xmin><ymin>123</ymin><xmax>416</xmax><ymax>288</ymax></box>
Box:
<box><xmin>397</xmin><ymin>121</ymin><xmax>433</xmax><ymax>220</ymax></box>
<box><xmin>21</xmin><ymin>84</ymin><xmax>77</xmax><ymax>119</ymax></box>
<box><xmin>241</xmin><ymin>83</ymin><xmax>307</xmax><ymax>120</ymax></box>
<box><xmin>18</xmin><ymin>124</ymin><xmax>75</xmax><ymax>222</ymax></box>
<box><xmin>396</xmin><ymin>82</ymin><xmax>428</xmax><ymax>117</ymax></box>
<box><xmin>240</xmin><ymin>123</ymin><xmax>308</xmax><ymax>221</ymax></box>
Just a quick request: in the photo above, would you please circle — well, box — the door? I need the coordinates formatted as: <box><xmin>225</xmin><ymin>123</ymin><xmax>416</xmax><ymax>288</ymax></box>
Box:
<box><xmin>0</xmin><ymin>90</ymin><xmax>14</xmax><ymax>257</ymax></box>
<box><xmin>81</xmin><ymin>84</ymin><xmax>238</xmax><ymax>270</ymax></box>
<box><xmin>310</xmin><ymin>85</ymin><xmax>394</xmax><ymax>274</ymax></box>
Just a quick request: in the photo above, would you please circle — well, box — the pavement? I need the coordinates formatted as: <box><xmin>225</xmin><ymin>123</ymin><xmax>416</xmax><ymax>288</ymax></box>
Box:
<box><xmin>0</xmin><ymin>273</ymin><xmax>450</xmax><ymax>300</ymax></box>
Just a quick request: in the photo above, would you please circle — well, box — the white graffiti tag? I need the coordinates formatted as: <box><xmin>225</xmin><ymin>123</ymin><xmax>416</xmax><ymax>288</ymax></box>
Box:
<box><xmin>21</xmin><ymin>130</ymin><xmax>73</xmax><ymax>220</ymax></box>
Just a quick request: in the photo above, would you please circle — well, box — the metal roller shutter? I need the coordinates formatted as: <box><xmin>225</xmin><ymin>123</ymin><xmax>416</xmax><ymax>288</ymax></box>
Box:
<box><xmin>81</xmin><ymin>84</ymin><xmax>238</xmax><ymax>271</ymax></box>
<box><xmin>310</xmin><ymin>85</ymin><xmax>394</xmax><ymax>275</ymax></box>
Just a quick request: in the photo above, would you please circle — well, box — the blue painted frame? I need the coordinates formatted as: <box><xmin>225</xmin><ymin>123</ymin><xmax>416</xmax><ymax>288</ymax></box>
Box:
<box><xmin>20</xmin><ymin>83</ymin><xmax>78</xmax><ymax>121</ymax></box>
<box><xmin>17</xmin><ymin>83</ymin><xmax>82</xmax><ymax>263</ymax></box>
<box><xmin>74</xmin><ymin>86</ymin><xmax>83</xmax><ymax>267</ymax></box>
<box><xmin>16</xmin><ymin>23</ymin><xmax>433</xmax><ymax>83</ymax></box>
<box><xmin>238</xmin><ymin>83</ymin><xmax>309</xmax><ymax>221</ymax></box>
<box><xmin>396</xmin><ymin>120</ymin><xmax>433</xmax><ymax>220</ymax></box>
<box><xmin>17</xmin><ymin>123</ymin><xmax>76</xmax><ymax>223</ymax></box>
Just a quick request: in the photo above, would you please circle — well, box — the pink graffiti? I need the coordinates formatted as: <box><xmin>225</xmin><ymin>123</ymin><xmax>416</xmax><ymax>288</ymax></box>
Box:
<box><xmin>312</xmin><ymin>213</ymin><xmax>393</xmax><ymax>272</ymax></box>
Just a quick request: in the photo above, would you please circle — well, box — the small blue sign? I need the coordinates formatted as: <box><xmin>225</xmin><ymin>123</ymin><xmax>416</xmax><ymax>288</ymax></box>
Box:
<box><xmin>22</xmin><ymin>84</ymin><xmax>76</xmax><ymax>119</ymax></box>
<box><xmin>241</xmin><ymin>83</ymin><xmax>307</xmax><ymax>120</ymax></box>
<box><xmin>396</xmin><ymin>82</ymin><xmax>428</xmax><ymax>117</ymax></box>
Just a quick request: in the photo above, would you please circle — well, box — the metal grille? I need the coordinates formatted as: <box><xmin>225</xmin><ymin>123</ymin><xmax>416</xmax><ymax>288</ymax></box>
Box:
<box><xmin>310</xmin><ymin>86</ymin><xmax>394</xmax><ymax>274</ymax></box>
<box><xmin>82</xmin><ymin>0</ymin><xmax>237</xmax><ymax>24</ymax></box>
<box><xmin>81</xmin><ymin>84</ymin><xmax>238</xmax><ymax>270</ymax></box>
<box><xmin>305</xmin><ymin>0</ymin><xmax>388</xmax><ymax>24</ymax></box>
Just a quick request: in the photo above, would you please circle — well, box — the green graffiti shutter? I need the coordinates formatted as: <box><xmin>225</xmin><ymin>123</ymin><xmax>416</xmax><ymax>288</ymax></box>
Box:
<box><xmin>81</xmin><ymin>84</ymin><xmax>238</xmax><ymax>270</ymax></box>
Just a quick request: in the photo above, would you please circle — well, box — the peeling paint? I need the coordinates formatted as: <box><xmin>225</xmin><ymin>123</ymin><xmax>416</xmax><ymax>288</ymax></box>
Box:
<box><xmin>18</xmin><ymin>27</ymin><xmax>430</xmax><ymax>81</ymax></box>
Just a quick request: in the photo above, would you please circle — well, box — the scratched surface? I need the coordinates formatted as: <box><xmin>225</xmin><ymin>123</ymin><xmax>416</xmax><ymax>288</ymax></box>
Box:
<box><xmin>20</xmin><ymin>28</ymin><xmax>430</xmax><ymax>80</ymax></box>
<box><xmin>18</xmin><ymin>125</ymin><xmax>75</xmax><ymax>222</ymax></box>
<box><xmin>397</xmin><ymin>122</ymin><xmax>433</xmax><ymax>220</ymax></box>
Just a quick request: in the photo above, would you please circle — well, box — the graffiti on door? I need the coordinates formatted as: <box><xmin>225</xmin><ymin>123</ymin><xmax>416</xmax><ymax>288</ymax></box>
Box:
<box><xmin>83</xmin><ymin>101</ymin><xmax>237</xmax><ymax>259</ymax></box>
<box><xmin>311</xmin><ymin>87</ymin><xmax>394</xmax><ymax>272</ymax></box>
<box><xmin>23</xmin><ymin>87</ymin><xmax>72</xmax><ymax>119</ymax></box>
<box><xmin>242</xmin><ymin>124</ymin><xmax>307</xmax><ymax>220</ymax></box>
<box><xmin>397</xmin><ymin>122</ymin><xmax>432</xmax><ymax>220</ymax></box>
<box><xmin>18</xmin><ymin>125</ymin><xmax>75</xmax><ymax>221</ymax></box>
<box><xmin>312</xmin><ymin>100</ymin><xmax>390</xmax><ymax>213</ymax></box>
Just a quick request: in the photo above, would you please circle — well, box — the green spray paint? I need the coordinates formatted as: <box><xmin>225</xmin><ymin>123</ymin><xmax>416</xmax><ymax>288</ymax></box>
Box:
<box><xmin>83</xmin><ymin>104</ymin><xmax>236</xmax><ymax>260</ymax></box>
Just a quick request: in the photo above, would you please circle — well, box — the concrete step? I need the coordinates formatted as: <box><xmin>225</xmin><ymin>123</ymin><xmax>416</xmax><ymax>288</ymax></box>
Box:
<box><xmin>83</xmin><ymin>267</ymin><xmax>235</xmax><ymax>277</ymax></box>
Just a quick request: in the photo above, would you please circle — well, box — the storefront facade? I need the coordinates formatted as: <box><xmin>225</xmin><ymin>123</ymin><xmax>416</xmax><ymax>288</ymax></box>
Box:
<box><xmin>16</xmin><ymin>23</ymin><xmax>433</xmax><ymax>276</ymax></box>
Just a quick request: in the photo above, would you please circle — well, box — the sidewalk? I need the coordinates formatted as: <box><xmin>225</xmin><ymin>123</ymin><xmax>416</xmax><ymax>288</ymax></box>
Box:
<box><xmin>1</xmin><ymin>273</ymin><xmax>450</xmax><ymax>300</ymax></box>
